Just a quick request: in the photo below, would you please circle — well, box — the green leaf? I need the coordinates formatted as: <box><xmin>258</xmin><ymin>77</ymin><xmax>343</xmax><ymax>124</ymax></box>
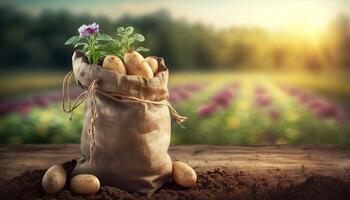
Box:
<box><xmin>99</xmin><ymin>51</ymin><xmax>110</xmax><ymax>57</ymax></box>
<box><xmin>95</xmin><ymin>44</ymin><xmax>105</xmax><ymax>50</ymax></box>
<box><xmin>128</xmin><ymin>37</ymin><xmax>135</xmax><ymax>43</ymax></box>
<box><xmin>125</xmin><ymin>26</ymin><xmax>134</xmax><ymax>35</ymax></box>
<box><xmin>84</xmin><ymin>50</ymin><xmax>92</xmax><ymax>64</ymax></box>
<box><xmin>121</xmin><ymin>37</ymin><xmax>128</xmax><ymax>44</ymax></box>
<box><xmin>135</xmin><ymin>47</ymin><xmax>149</xmax><ymax>52</ymax></box>
<box><xmin>96</xmin><ymin>34</ymin><xmax>113</xmax><ymax>41</ymax></box>
<box><xmin>85</xmin><ymin>50</ymin><xmax>92</xmax><ymax>56</ymax></box>
<box><xmin>74</xmin><ymin>42</ymin><xmax>86</xmax><ymax>48</ymax></box>
<box><xmin>117</xmin><ymin>26</ymin><xmax>125</xmax><ymax>33</ymax></box>
<box><xmin>82</xmin><ymin>44</ymin><xmax>89</xmax><ymax>52</ymax></box>
<box><xmin>114</xmin><ymin>40</ymin><xmax>121</xmax><ymax>47</ymax></box>
<box><xmin>133</xmin><ymin>34</ymin><xmax>145</xmax><ymax>42</ymax></box>
<box><xmin>64</xmin><ymin>36</ymin><xmax>82</xmax><ymax>45</ymax></box>
<box><xmin>104</xmin><ymin>41</ymin><xmax>120</xmax><ymax>50</ymax></box>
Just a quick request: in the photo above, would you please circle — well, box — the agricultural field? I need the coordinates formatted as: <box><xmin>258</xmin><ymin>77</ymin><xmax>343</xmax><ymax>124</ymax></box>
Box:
<box><xmin>0</xmin><ymin>72</ymin><xmax>349</xmax><ymax>145</ymax></box>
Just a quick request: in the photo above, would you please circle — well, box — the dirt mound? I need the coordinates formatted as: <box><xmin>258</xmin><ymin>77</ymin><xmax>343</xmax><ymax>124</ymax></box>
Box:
<box><xmin>1</xmin><ymin>160</ymin><xmax>350</xmax><ymax>200</ymax></box>
<box><xmin>275</xmin><ymin>174</ymin><xmax>350</xmax><ymax>200</ymax></box>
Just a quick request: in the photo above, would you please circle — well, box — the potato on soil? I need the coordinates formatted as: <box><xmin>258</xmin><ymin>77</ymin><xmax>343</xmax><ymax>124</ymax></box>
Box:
<box><xmin>124</xmin><ymin>51</ymin><xmax>153</xmax><ymax>79</ymax></box>
<box><xmin>102</xmin><ymin>55</ymin><xmax>127</xmax><ymax>75</ymax></box>
<box><xmin>70</xmin><ymin>174</ymin><xmax>100</xmax><ymax>195</ymax></box>
<box><xmin>145</xmin><ymin>56</ymin><xmax>159</xmax><ymax>75</ymax></box>
<box><xmin>172</xmin><ymin>161</ymin><xmax>197</xmax><ymax>187</ymax></box>
<box><xmin>42</xmin><ymin>164</ymin><xmax>67</xmax><ymax>194</ymax></box>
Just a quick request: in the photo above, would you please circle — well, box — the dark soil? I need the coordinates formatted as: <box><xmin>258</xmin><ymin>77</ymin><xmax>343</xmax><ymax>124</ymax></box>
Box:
<box><xmin>1</xmin><ymin>160</ymin><xmax>350</xmax><ymax>200</ymax></box>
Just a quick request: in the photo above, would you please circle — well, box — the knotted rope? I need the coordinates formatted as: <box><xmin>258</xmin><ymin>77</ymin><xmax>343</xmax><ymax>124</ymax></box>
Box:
<box><xmin>62</xmin><ymin>70</ymin><xmax>187</xmax><ymax>167</ymax></box>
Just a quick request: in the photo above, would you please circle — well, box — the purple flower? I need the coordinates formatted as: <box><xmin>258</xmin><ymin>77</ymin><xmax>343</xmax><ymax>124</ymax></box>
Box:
<box><xmin>177</xmin><ymin>89</ymin><xmax>190</xmax><ymax>100</ymax></box>
<box><xmin>169</xmin><ymin>91</ymin><xmax>182</xmax><ymax>103</ymax></box>
<box><xmin>313</xmin><ymin>103</ymin><xmax>338</xmax><ymax>118</ymax></box>
<box><xmin>33</xmin><ymin>96</ymin><xmax>49</xmax><ymax>107</ymax></box>
<box><xmin>15</xmin><ymin>101</ymin><xmax>33</xmax><ymax>116</ymax></box>
<box><xmin>309</xmin><ymin>99</ymin><xmax>326</xmax><ymax>110</ymax></box>
<box><xmin>297</xmin><ymin>93</ymin><xmax>313</xmax><ymax>105</ymax></box>
<box><xmin>218</xmin><ymin>89</ymin><xmax>235</xmax><ymax>99</ymax></box>
<box><xmin>212</xmin><ymin>93</ymin><xmax>232</xmax><ymax>108</ymax></box>
<box><xmin>0</xmin><ymin>101</ymin><xmax>15</xmax><ymax>116</ymax></box>
<box><xmin>308</xmin><ymin>99</ymin><xmax>346</xmax><ymax>119</ymax></box>
<box><xmin>78</xmin><ymin>23</ymin><xmax>100</xmax><ymax>37</ymax></box>
<box><xmin>255</xmin><ymin>96</ymin><xmax>272</xmax><ymax>106</ymax></box>
<box><xmin>198</xmin><ymin>103</ymin><xmax>217</xmax><ymax>118</ymax></box>
<box><xmin>268</xmin><ymin>109</ymin><xmax>280</xmax><ymax>120</ymax></box>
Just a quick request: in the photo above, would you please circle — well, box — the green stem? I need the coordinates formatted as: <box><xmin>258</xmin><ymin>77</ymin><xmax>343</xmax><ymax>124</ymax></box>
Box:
<box><xmin>87</xmin><ymin>35</ymin><xmax>98</xmax><ymax>64</ymax></box>
<box><xmin>87</xmin><ymin>37</ymin><xmax>91</xmax><ymax>63</ymax></box>
<box><xmin>91</xmin><ymin>35</ymin><xmax>96</xmax><ymax>64</ymax></box>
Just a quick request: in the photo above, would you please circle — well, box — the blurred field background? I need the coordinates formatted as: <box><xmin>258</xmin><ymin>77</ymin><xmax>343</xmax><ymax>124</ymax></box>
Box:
<box><xmin>0</xmin><ymin>0</ymin><xmax>350</xmax><ymax>145</ymax></box>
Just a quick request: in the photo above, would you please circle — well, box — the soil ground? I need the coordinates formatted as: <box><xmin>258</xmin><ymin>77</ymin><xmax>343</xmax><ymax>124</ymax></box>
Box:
<box><xmin>1</xmin><ymin>145</ymin><xmax>350</xmax><ymax>199</ymax></box>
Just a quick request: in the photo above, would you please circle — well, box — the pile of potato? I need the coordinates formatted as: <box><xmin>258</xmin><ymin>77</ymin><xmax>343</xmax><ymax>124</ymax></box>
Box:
<box><xmin>42</xmin><ymin>161</ymin><xmax>196</xmax><ymax>195</ymax></box>
<box><xmin>42</xmin><ymin>165</ymin><xmax>100</xmax><ymax>195</ymax></box>
<box><xmin>102</xmin><ymin>51</ymin><xmax>159</xmax><ymax>79</ymax></box>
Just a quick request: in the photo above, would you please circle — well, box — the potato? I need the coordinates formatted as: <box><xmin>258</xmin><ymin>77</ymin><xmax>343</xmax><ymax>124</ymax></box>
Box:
<box><xmin>145</xmin><ymin>57</ymin><xmax>159</xmax><ymax>75</ymax></box>
<box><xmin>172</xmin><ymin>161</ymin><xmax>197</xmax><ymax>187</ymax></box>
<box><xmin>102</xmin><ymin>55</ymin><xmax>127</xmax><ymax>75</ymax></box>
<box><xmin>70</xmin><ymin>174</ymin><xmax>100</xmax><ymax>195</ymax></box>
<box><xmin>42</xmin><ymin>164</ymin><xmax>67</xmax><ymax>194</ymax></box>
<box><xmin>124</xmin><ymin>51</ymin><xmax>153</xmax><ymax>79</ymax></box>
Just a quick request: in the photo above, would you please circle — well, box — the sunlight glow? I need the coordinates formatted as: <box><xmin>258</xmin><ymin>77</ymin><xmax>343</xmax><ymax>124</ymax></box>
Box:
<box><xmin>9</xmin><ymin>0</ymin><xmax>349</xmax><ymax>32</ymax></box>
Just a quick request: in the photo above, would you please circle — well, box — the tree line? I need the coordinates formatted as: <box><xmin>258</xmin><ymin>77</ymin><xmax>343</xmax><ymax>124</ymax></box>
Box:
<box><xmin>0</xmin><ymin>5</ymin><xmax>349</xmax><ymax>72</ymax></box>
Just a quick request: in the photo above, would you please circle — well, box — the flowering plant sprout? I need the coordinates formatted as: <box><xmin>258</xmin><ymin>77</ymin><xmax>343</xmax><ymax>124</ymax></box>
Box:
<box><xmin>116</xmin><ymin>26</ymin><xmax>149</xmax><ymax>56</ymax></box>
<box><xmin>64</xmin><ymin>23</ymin><xmax>114</xmax><ymax>64</ymax></box>
<box><xmin>65</xmin><ymin>23</ymin><xmax>149</xmax><ymax>64</ymax></box>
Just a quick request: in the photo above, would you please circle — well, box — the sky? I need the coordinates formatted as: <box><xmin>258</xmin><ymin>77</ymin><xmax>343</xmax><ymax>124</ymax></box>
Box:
<box><xmin>3</xmin><ymin>0</ymin><xmax>350</xmax><ymax>31</ymax></box>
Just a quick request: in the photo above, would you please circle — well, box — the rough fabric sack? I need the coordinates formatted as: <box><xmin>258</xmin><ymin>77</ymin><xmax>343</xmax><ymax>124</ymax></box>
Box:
<box><xmin>63</xmin><ymin>52</ymin><xmax>185</xmax><ymax>195</ymax></box>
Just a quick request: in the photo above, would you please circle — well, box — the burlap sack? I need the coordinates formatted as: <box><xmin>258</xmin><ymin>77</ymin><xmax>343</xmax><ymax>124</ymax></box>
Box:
<box><xmin>63</xmin><ymin>52</ymin><xmax>185</xmax><ymax>195</ymax></box>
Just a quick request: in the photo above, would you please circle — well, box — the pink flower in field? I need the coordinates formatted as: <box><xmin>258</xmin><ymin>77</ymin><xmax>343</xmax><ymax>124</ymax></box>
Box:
<box><xmin>213</xmin><ymin>96</ymin><xmax>231</xmax><ymax>108</ymax></box>
<box><xmin>297</xmin><ymin>93</ymin><xmax>312</xmax><ymax>104</ymax></box>
<box><xmin>198</xmin><ymin>103</ymin><xmax>217</xmax><ymax>118</ymax></box>
<box><xmin>255</xmin><ymin>96</ymin><xmax>272</xmax><ymax>106</ymax></box>
<box><xmin>220</xmin><ymin>88</ymin><xmax>235</xmax><ymax>98</ymax></box>
<box><xmin>16</xmin><ymin>101</ymin><xmax>33</xmax><ymax>116</ymax></box>
<box><xmin>169</xmin><ymin>91</ymin><xmax>182</xmax><ymax>103</ymax></box>
<box><xmin>177</xmin><ymin>89</ymin><xmax>190</xmax><ymax>100</ymax></box>
<box><xmin>33</xmin><ymin>96</ymin><xmax>49</xmax><ymax>107</ymax></box>
<box><xmin>268</xmin><ymin>109</ymin><xmax>280</xmax><ymax>120</ymax></box>
<box><xmin>313</xmin><ymin>103</ymin><xmax>338</xmax><ymax>118</ymax></box>
<box><xmin>0</xmin><ymin>101</ymin><xmax>15</xmax><ymax>115</ymax></box>
<box><xmin>212</xmin><ymin>89</ymin><xmax>235</xmax><ymax>108</ymax></box>
<box><xmin>308</xmin><ymin>99</ymin><xmax>326</xmax><ymax>110</ymax></box>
